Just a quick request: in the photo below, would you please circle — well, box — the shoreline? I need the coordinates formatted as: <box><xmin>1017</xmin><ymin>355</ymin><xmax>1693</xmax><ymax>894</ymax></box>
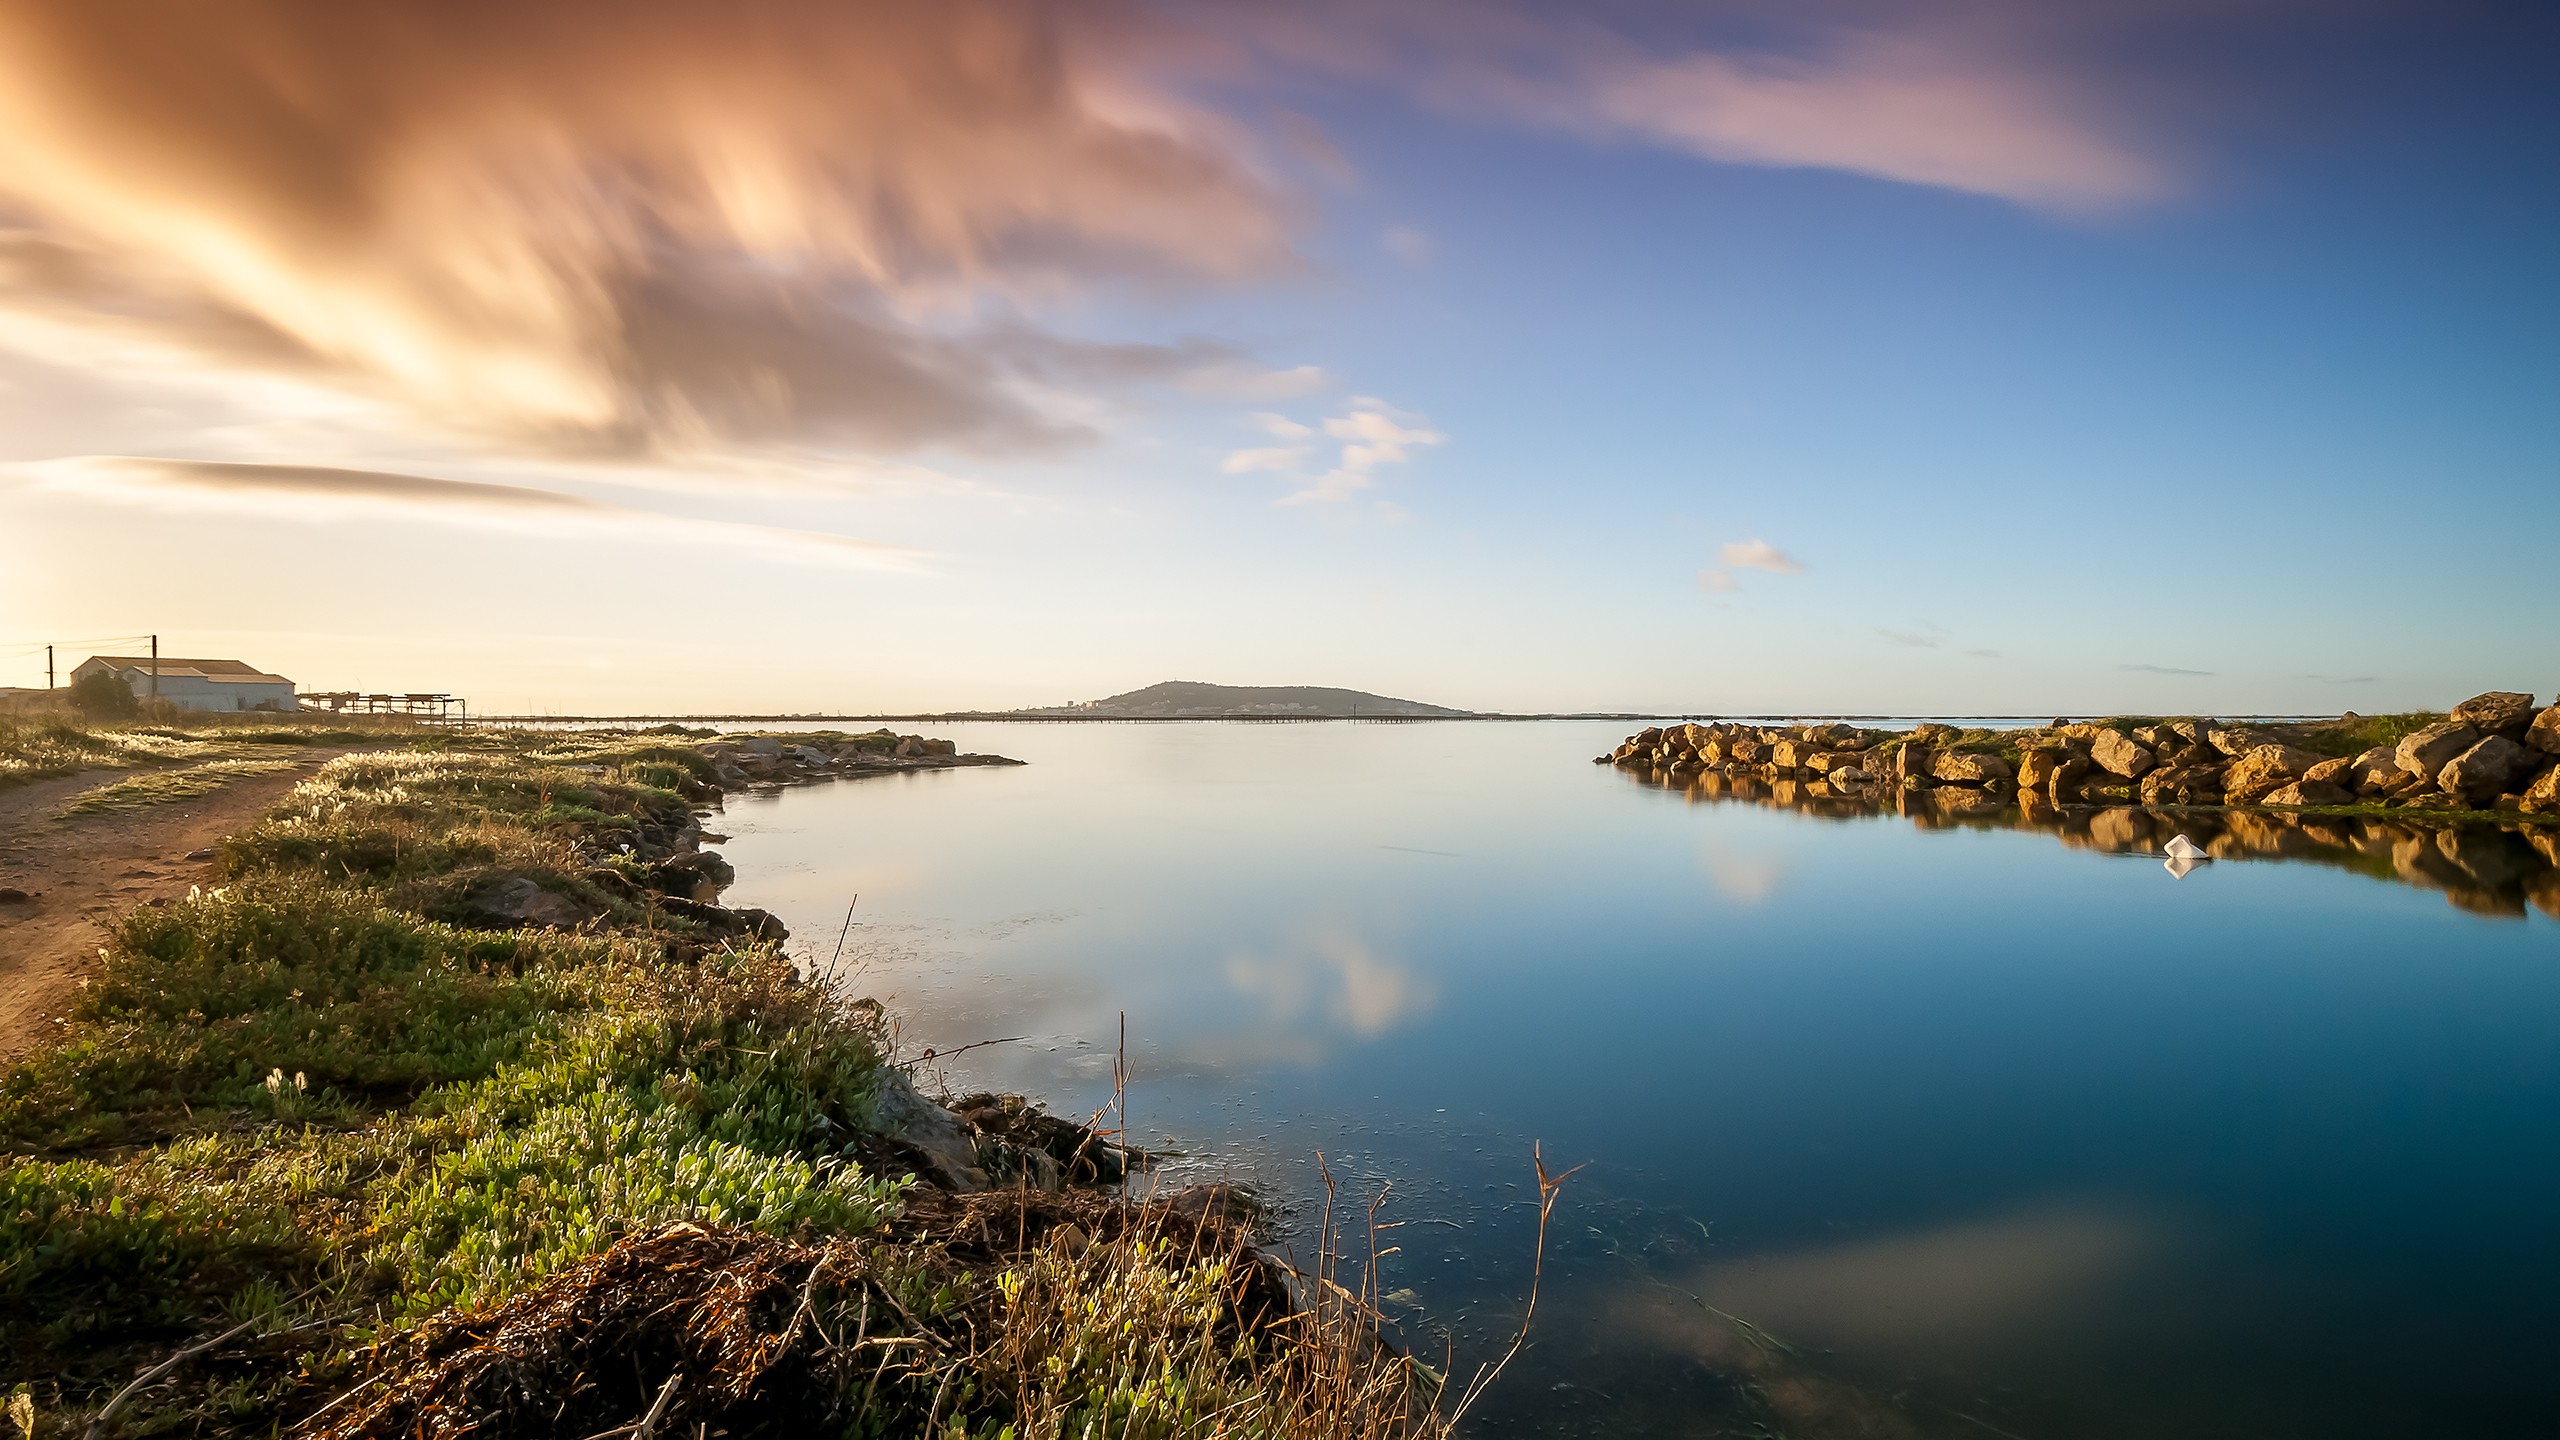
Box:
<box><xmin>0</xmin><ymin>720</ymin><xmax>1454</xmax><ymax>1438</ymax></box>
<box><xmin>481</xmin><ymin>711</ymin><xmax>2363</xmax><ymax>724</ymax></box>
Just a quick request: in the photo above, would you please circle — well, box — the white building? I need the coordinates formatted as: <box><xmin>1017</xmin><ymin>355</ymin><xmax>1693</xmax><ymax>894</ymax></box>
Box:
<box><xmin>73</xmin><ymin>655</ymin><xmax>299</xmax><ymax>712</ymax></box>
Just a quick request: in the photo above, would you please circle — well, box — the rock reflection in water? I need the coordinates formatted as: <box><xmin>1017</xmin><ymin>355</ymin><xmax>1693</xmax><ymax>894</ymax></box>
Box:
<box><xmin>1620</xmin><ymin>763</ymin><xmax>2560</xmax><ymax>920</ymax></box>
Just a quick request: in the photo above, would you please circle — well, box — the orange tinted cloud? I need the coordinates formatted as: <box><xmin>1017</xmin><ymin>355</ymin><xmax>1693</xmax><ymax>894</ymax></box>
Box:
<box><xmin>0</xmin><ymin>0</ymin><xmax>1297</xmax><ymax>456</ymax></box>
<box><xmin>23</xmin><ymin>455</ymin><xmax>930</xmax><ymax>568</ymax></box>
<box><xmin>1196</xmin><ymin>0</ymin><xmax>2171</xmax><ymax>212</ymax></box>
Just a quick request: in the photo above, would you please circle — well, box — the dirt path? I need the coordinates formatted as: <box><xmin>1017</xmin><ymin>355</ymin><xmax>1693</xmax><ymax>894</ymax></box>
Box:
<box><xmin>0</xmin><ymin>751</ymin><xmax>355</xmax><ymax>1061</ymax></box>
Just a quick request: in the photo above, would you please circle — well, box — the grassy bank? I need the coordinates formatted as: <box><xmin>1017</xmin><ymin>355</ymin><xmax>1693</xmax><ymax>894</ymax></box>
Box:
<box><xmin>0</xmin><ymin>711</ymin><xmax>421</xmax><ymax>792</ymax></box>
<box><xmin>3</xmin><ymin>725</ymin><xmax>1455</xmax><ymax>1439</ymax></box>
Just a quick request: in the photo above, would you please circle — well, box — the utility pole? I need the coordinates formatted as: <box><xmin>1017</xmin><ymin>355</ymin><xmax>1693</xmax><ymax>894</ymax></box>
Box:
<box><xmin>149</xmin><ymin>634</ymin><xmax>159</xmax><ymax>703</ymax></box>
<box><xmin>45</xmin><ymin>645</ymin><xmax>53</xmax><ymax>689</ymax></box>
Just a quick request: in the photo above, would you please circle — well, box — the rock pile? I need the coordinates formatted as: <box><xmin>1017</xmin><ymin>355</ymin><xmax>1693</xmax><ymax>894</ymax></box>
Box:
<box><xmin>1601</xmin><ymin>691</ymin><xmax>2560</xmax><ymax>817</ymax></box>
<box><xmin>693</xmin><ymin>730</ymin><xmax>1019</xmax><ymax>792</ymax></box>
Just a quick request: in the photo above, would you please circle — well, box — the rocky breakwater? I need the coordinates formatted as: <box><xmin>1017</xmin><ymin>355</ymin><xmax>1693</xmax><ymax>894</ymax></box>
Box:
<box><xmin>694</xmin><ymin>728</ymin><xmax>1025</xmax><ymax>791</ymax></box>
<box><xmin>1600</xmin><ymin>690</ymin><xmax>2560</xmax><ymax>820</ymax></box>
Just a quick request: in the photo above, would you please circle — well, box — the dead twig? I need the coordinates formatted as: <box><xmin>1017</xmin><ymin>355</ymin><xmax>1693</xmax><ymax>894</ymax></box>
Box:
<box><xmin>84</xmin><ymin>1317</ymin><xmax>258</xmax><ymax>1440</ymax></box>
<box><xmin>581</xmin><ymin>1371</ymin><xmax>682</xmax><ymax>1440</ymax></box>
<box><xmin>87</xmin><ymin>1304</ymin><xmax>344</xmax><ymax>1440</ymax></box>
<box><xmin>895</xmin><ymin>1034</ymin><xmax>1025</xmax><ymax>1071</ymax></box>
<box><xmin>1444</xmin><ymin>1142</ymin><xmax>1581</xmax><ymax>1427</ymax></box>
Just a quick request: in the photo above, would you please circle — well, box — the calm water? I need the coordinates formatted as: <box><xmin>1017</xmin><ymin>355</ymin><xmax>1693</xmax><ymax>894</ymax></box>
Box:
<box><xmin>712</xmin><ymin>721</ymin><xmax>2560</xmax><ymax>1438</ymax></box>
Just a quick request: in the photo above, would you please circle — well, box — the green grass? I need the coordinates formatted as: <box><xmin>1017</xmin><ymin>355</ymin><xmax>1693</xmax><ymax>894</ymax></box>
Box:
<box><xmin>0</xmin><ymin>712</ymin><xmax>424</xmax><ymax>792</ymax></box>
<box><xmin>2277</xmin><ymin>711</ymin><xmax>2445</xmax><ymax>758</ymax></box>
<box><xmin>55</xmin><ymin>758</ymin><xmax>301</xmax><ymax>817</ymax></box>
<box><xmin>2</xmin><ymin>728</ymin><xmax>1450</xmax><ymax>1440</ymax></box>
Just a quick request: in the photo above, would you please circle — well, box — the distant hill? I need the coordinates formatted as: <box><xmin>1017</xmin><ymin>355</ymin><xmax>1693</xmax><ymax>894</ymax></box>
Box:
<box><xmin>1016</xmin><ymin>681</ymin><xmax>1473</xmax><ymax>719</ymax></box>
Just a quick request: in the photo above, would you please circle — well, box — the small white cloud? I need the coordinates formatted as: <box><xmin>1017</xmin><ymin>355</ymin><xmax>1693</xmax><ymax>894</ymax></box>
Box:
<box><xmin>1698</xmin><ymin>569</ymin><xmax>1739</xmax><ymax>593</ymax></box>
<box><xmin>1248</xmin><ymin>412</ymin><xmax>1314</xmax><ymax>439</ymax></box>
<box><xmin>1721</xmin><ymin>538</ymin><xmax>1802</xmax><ymax>574</ymax></box>
<box><xmin>1383</xmin><ymin>225</ymin><xmax>1433</xmax><ymax>264</ymax></box>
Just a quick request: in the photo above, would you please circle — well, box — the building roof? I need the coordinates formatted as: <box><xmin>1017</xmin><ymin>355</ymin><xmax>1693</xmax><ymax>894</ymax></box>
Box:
<box><xmin>84</xmin><ymin>656</ymin><xmax>295</xmax><ymax>686</ymax></box>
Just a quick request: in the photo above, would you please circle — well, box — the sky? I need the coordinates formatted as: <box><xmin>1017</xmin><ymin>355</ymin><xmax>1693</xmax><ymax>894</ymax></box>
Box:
<box><xmin>0</xmin><ymin>0</ymin><xmax>2552</xmax><ymax>716</ymax></box>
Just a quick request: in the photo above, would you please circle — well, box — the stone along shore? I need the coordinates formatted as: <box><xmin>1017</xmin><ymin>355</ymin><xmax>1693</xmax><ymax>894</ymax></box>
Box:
<box><xmin>1601</xmin><ymin>690</ymin><xmax>2560</xmax><ymax>818</ymax></box>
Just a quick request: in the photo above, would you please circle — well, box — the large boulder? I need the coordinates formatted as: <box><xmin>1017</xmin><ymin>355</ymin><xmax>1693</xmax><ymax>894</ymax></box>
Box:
<box><xmin>1770</xmin><ymin>739</ymin><xmax>1810</xmax><ymax>770</ymax></box>
<box><xmin>2089</xmin><ymin>729</ymin><xmax>2156</xmax><ymax>779</ymax></box>
<box><xmin>2207</xmin><ymin>727</ymin><xmax>2274</xmax><ymax>759</ymax></box>
<box><xmin>2347</xmin><ymin>746</ymin><xmax>2407</xmax><ymax>794</ymax></box>
<box><xmin>738</xmin><ymin>736</ymin><xmax>785</xmax><ymax>758</ymax></box>
<box><xmin>2262</xmin><ymin>779</ymin><xmax>2353</xmax><ymax>807</ymax></box>
<box><xmin>2451</xmin><ymin>691</ymin><xmax>2537</xmax><ymax>735</ymax></box>
<box><xmin>2522</xmin><ymin>764</ymin><xmax>2560</xmax><ymax>815</ymax></box>
<box><xmin>2225</xmin><ymin>744</ymin><xmax>2320</xmax><ymax>803</ymax></box>
<box><xmin>1729</xmin><ymin>738</ymin><xmax>1766</xmax><ymax>766</ymax></box>
<box><xmin>2438</xmin><ymin>734</ymin><xmax>2535</xmax><ymax>802</ymax></box>
<box><xmin>2529</xmin><ymin>705</ymin><xmax>2560</xmax><ymax>755</ymax></box>
<box><xmin>652</xmin><ymin>850</ymin><xmax>735</xmax><ymax>902</ymax></box>
<box><xmin>2301</xmin><ymin>756</ymin><xmax>2356</xmax><ymax>786</ymax></box>
<box><xmin>2140</xmin><ymin>764</ymin><xmax>2225</xmax><ymax>805</ymax></box>
<box><xmin>1910</xmin><ymin>723</ymin><xmax>1960</xmax><ymax>744</ymax></box>
<box><xmin>1930</xmin><ymin>751</ymin><xmax>2014</xmax><ymax>785</ymax></box>
<box><xmin>459</xmin><ymin>875</ymin><xmax>595</xmax><ymax>931</ymax></box>
<box><xmin>2395</xmin><ymin>721</ymin><xmax>2480</xmax><ymax>785</ymax></box>
<box><xmin>1892</xmin><ymin>744</ymin><xmax>1930</xmax><ymax>781</ymax></box>
<box><xmin>2016</xmin><ymin>747</ymin><xmax>2069</xmax><ymax>788</ymax></box>
<box><xmin>2046</xmin><ymin>752</ymin><xmax>2093</xmax><ymax>801</ymax></box>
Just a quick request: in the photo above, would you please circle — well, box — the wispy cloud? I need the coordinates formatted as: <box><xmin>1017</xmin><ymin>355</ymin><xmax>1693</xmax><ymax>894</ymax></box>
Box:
<box><xmin>1227</xmin><ymin>397</ymin><xmax>1445</xmax><ymax>507</ymax></box>
<box><xmin>0</xmin><ymin>1</ymin><xmax>1305</xmax><ymax>460</ymax></box>
<box><xmin>22</xmin><ymin>456</ymin><xmax>928</xmax><ymax>569</ymax></box>
<box><xmin>1880</xmin><ymin>628</ymin><xmax>1938</xmax><ymax>648</ymax></box>
<box><xmin>1572</xmin><ymin>38</ymin><xmax>2167</xmax><ymax>214</ymax></box>
<box><xmin>2119</xmin><ymin>663</ymin><xmax>2214</xmax><ymax>677</ymax></box>
<box><xmin>1217</xmin><ymin>2</ymin><xmax>2172</xmax><ymax>214</ymax></box>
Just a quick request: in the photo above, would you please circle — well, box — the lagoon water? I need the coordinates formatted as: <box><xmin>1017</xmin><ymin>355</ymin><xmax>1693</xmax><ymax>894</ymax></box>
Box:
<box><xmin>716</xmin><ymin>720</ymin><xmax>2560</xmax><ymax>1438</ymax></box>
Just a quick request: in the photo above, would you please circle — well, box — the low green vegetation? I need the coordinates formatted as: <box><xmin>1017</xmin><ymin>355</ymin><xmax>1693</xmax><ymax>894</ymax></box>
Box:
<box><xmin>2</xmin><ymin>726</ymin><xmax>1452</xmax><ymax>1439</ymax></box>
<box><xmin>2283</xmin><ymin>711</ymin><xmax>2443</xmax><ymax>758</ymax></box>
<box><xmin>54</xmin><ymin>758</ymin><xmax>302</xmax><ymax>816</ymax></box>
<box><xmin>0</xmin><ymin>711</ymin><xmax>412</xmax><ymax>792</ymax></box>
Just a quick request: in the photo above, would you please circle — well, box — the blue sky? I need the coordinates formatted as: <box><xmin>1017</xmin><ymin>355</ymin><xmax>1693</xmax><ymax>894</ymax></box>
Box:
<box><xmin>0</xmin><ymin>0</ymin><xmax>2551</xmax><ymax>714</ymax></box>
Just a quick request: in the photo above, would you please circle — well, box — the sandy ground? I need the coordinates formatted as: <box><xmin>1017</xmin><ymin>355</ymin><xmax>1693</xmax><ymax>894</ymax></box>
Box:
<box><xmin>0</xmin><ymin>752</ymin><xmax>351</xmax><ymax>1062</ymax></box>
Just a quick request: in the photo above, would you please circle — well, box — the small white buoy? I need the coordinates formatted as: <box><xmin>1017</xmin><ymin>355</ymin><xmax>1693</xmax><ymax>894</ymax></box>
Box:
<box><xmin>2162</xmin><ymin>833</ymin><xmax>2208</xmax><ymax>879</ymax></box>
